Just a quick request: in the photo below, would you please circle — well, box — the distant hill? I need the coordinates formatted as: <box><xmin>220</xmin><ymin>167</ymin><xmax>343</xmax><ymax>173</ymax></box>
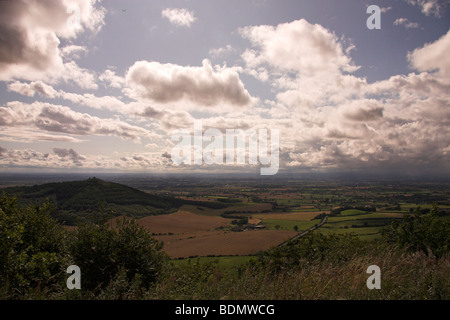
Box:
<box><xmin>1</xmin><ymin>177</ymin><xmax>182</xmax><ymax>225</ymax></box>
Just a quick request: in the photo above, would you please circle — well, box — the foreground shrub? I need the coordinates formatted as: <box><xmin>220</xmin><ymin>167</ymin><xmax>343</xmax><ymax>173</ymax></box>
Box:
<box><xmin>69</xmin><ymin>217</ymin><xmax>167</xmax><ymax>292</ymax></box>
<box><xmin>382</xmin><ymin>204</ymin><xmax>450</xmax><ymax>258</ymax></box>
<box><xmin>0</xmin><ymin>193</ymin><xmax>70</xmax><ymax>298</ymax></box>
<box><xmin>251</xmin><ymin>232</ymin><xmax>372</xmax><ymax>273</ymax></box>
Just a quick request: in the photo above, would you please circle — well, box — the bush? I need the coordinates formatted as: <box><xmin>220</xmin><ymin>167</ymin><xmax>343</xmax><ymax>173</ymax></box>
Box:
<box><xmin>0</xmin><ymin>193</ymin><xmax>70</xmax><ymax>298</ymax></box>
<box><xmin>252</xmin><ymin>232</ymin><xmax>368</xmax><ymax>274</ymax></box>
<box><xmin>382</xmin><ymin>204</ymin><xmax>449</xmax><ymax>258</ymax></box>
<box><xmin>1</xmin><ymin>192</ymin><xmax>169</xmax><ymax>298</ymax></box>
<box><xmin>69</xmin><ymin>217</ymin><xmax>168</xmax><ymax>292</ymax></box>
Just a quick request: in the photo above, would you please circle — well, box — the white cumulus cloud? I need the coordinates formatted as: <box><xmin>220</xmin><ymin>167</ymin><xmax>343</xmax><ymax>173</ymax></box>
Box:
<box><xmin>408</xmin><ymin>29</ymin><xmax>450</xmax><ymax>74</ymax></box>
<box><xmin>125</xmin><ymin>59</ymin><xmax>254</xmax><ymax>108</ymax></box>
<box><xmin>162</xmin><ymin>8</ymin><xmax>196</xmax><ymax>27</ymax></box>
<box><xmin>0</xmin><ymin>0</ymin><xmax>105</xmax><ymax>88</ymax></box>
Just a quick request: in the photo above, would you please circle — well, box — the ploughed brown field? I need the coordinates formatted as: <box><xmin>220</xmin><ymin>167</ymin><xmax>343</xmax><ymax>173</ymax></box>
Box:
<box><xmin>136</xmin><ymin>210</ymin><xmax>230</xmax><ymax>234</ymax></box>
<box><xmin>154</xmin><ymin>230</ymin><xmax>297</xmax><ymax>258</ymax></box>
<box><xmin>108</xmin><ymin>209</ymin><xmax>297</xmax><ymax>258</ymax></box>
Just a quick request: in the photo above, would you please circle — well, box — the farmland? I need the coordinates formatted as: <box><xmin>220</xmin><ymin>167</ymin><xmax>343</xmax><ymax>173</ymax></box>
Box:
<box><xmin>1</xmin><ymin>173</ymin><xmax>449</xmax><ymax>300</ymax></box>
<box><xmin>97</xmin><ymin>175</ymin><xmax>450</xmax><ymax>261</ymax></box>
<box><xmin>2</xmin><ymin>174</ymin><xmax>450</xmax><ymax>262</ymax></box>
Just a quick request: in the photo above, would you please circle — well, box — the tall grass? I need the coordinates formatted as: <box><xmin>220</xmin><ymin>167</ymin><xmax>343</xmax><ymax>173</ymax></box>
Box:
<box><xmin>144</xmin><ymin>237</ymin><xmax>449</xmax><ymax>300</ymax></box>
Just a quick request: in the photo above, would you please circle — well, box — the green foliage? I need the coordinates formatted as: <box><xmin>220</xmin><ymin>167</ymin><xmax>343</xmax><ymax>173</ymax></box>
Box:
<box><xmin>0</xmin><ymin>192</ymin><xmax>70</xmax><ymax>298</ymax></box>
<box><xmin>254</xmin><ymin>232</ymin><xmax>369</xmax><ymax>273</ymax></box>
<box><xmin>0</xmin><ymin>192</ymin><xmax>168</xmax><ymax>298</ymax></box>
<box><xmin>69</xmin><ymin>217</ymin><xmax>167</xmax><ymax>292</ymax></box>
<box><xmin>382</xmin><ymin>204</ymin><xmax>450</xmax><ymax>258</ymax></box>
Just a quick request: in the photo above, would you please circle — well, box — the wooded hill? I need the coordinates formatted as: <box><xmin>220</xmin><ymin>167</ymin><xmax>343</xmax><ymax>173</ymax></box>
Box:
<box><xmin>1</xmin><ymin>177</ymin><xmax>181</xmax><ymax>225</ymax></box>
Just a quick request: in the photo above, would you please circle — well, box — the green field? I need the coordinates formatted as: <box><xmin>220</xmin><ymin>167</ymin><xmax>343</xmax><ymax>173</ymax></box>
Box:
<box><xmin>340</xmin><ymin>209</ymin><xmax>366</xmax><ymax>216</ymax></box>
<box><xmin>318</xmin><ymin>225</ymin><xmax>384</xmax><ymax>240</ymax></box>
<box><xmin>263</xmin><ymin>219</ymin><xmax>318</xmax><ymax>231</ymax></box>
<box><xmin>317</xmin><ymin>210</ymin><xmax>400</xmax><ymax>240</ymax></box>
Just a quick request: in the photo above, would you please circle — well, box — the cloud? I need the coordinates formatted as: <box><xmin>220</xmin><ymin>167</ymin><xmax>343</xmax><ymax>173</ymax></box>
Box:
<box><xmin>0</xmin><ymin>146</ymin><xmax>114</xmax><ymax>170</ymax></box>
<box><xmin>99</xmin><ymin>69</ymin><xmax>125</xmax><ymax>88</ymax></box>
<box><xmin>60</xmin><ymin>61</ymin><xmax>99</xmax><ymax>90</ymax></box>
<box><xmin>393</xmin><ymin>18</ymin><xmax>419</xmax><ymax>29</ymax></box>
<box><xmin>56</xmin><ymin>91</ymin><xmax>130</xmax><ymax>113</ymax></box>
<box><xmin>125</xmin><ymin>59</ymin><xmax>254</xmax><ymax>108</ymax></box>
<box><xmin>60</xmin><ymin>45</ymin><xmax>88</xmax><ymax>60</ymax></box>
<box><xmin>0</xmin><ymin>127</ymin><xmax>84</xmax><ymax>143</ymax></box>
<box><xmin>340</xmin><ymin>101</ymin><xmax>384</xmax><ymax>122</ymax></box>
<box><xmin>234</xmin><ymin>21</ymin><xmax>450</xmax><ymax>173</ymax></box>
<box><xmin>0</xmin><ymin>0</ymin><xmax>105</xmax><ymax>87</ymax></box>
<box><xmin>240</xmin><ymin>19</ymin><xmax>363</xmax><ymax>108</ymax></box>
<box><xmin>209</xmin><ymin>45</ymin><xmax>235</xmax><ymax>58</ymax></box>
<box><xmin>0</xmin><ymin>146</ymin><xmax>51</xmax><ymax>168</ymax></box>
<box><xmin>280</xmin><ymin>68</ymin><xmax>450</xmax><ymax>172</ymax></box>
<box><xmin>162</xmin><ymin>8</ymin><xmax>196</xmax><ymax>27</ymax></box>
<box><xmin>408</xmin><ymin>29</ymin><xmax>450</xmax><ymax>74</ymax></box>
<box><xmin>53</xmin><ymin>148</ymin><xmax>86</xmax><ymax>166</ymax></box>
<box><xmin>404</xmin><ymin>0</ymin><xmax>446</xmax><ymax>17</ymax></box>
<box><xmin>0</xmin><ymin>145</ymin><xmax>178</xmax><ymax>172</ymax></box>
<box><xmin>7</xmin><ymin>81</ymin><xmax>58</xmax><ymax>98</ymax></box>
<box><xmin>240</xmin><ymin>19</ymin><xmax>359</xmax><ymax>76</ymax></box>
<box><xmin>5</xmin><ymin>81</ymin><xmax>198</xmax><ymax>128</ymax></box>
<box><xmin>0</xmin><ymin>101</ymin><xmax>152</xmax><ymax>143</ymax></box>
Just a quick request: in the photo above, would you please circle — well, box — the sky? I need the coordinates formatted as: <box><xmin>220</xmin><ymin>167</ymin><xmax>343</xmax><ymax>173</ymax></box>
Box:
<box><xmin>0</xmin><ymin>0</ymin><xmax>449</xmax><ymax>177</ymax></box>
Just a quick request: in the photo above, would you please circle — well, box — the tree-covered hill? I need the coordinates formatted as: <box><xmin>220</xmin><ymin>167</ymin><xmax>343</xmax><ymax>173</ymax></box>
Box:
<box><xmin>1</xmin><ymin>177</ymin><xmax>181</xmax><ymax>225</ymax></box>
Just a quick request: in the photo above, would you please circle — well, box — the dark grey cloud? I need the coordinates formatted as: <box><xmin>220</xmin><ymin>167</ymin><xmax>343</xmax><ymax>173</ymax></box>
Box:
<box><xmin>53</xmin><ymin>148</ymin><xmax>86</xmax><ymax>166</ymax></box>
<box><xmin>140</xmin><ymin>106</ymin><xmax>165</xmax><ymax>119</ymax></box>
<box><xmin>343</xmin><ymin>106</ymin><xmax>384</xmax><ymax>122</ymax></box>
<box><xmin>161</xmin><ymin>152</ymin><xmax>171</xmax><ymax>159</ymax></box>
